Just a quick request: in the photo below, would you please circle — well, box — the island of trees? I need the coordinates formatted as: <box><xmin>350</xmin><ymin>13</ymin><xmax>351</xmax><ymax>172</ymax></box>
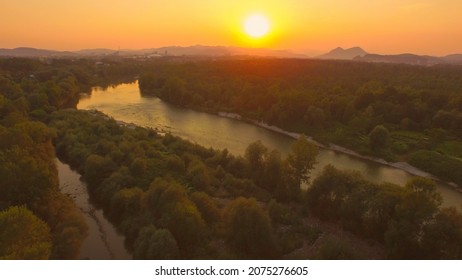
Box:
<box><xmin>1</xmin><ymin>57</ymin><xmax>461</xmax><ymax>259</ymax></box>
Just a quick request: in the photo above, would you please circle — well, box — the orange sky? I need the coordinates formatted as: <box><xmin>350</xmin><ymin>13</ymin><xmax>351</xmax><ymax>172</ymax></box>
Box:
<box><xmin>1</xmin><ymin>0</ymin><xmax>461</xmax><ymax>56</ymax></box>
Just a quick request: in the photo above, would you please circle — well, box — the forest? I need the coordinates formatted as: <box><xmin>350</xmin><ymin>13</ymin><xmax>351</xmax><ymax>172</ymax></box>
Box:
<box><xmin>0</xmin><ymin>58</ymin><xmax>90</xmax><ymax>259</ymax></box>
<box><xmin>47</xmin><ymin>108</ymin><xmax>462</xmax><ymax>259</ymax></box>
<box><xmin>1</xmin><ymin>57</ymin><xmax>462</xmax><ymax>259</ymax></box>
<box><xmin>139</xmin><ymin>59</ymin><xmax>462</xmax><ymax>186</ymax></box>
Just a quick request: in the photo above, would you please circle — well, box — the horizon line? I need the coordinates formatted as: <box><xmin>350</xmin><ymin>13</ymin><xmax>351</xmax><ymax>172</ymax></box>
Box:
<box><xmin>1</xmin><ymin>44</ymin><xmax>461</xmax><ymax>57</ymax></box>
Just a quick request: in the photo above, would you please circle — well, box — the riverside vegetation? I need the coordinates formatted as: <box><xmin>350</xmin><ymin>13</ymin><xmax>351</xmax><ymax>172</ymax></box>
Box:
<box><xmin>139</xmin><ymin>59</ymin><xmax>462</xmax><ymax>187</ymax></box>
<box><xmin>1</xmin><ymin>57</ymin><xmax>462</xmax><ymax>259</ymax></box>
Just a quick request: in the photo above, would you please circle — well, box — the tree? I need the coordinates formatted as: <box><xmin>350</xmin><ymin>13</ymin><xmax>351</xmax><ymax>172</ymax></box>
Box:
<box><xmin>224</xmin><ymin>197</ymin><xmax>277</xmax><ymax>259</ymax></box>
<box><xmin>306</xmin><ymin>165</ymin><xmax>362</xmax><ymax>221</ymax></box>
<box><xmin>145</xmin><ymin>179</ymin><xmax>206</xmax><ymax>256</ymax></box>
<box><xmin>187</xmin><ymin>160</ymin><xmax>211</xmax><ymax>192</ymax></box>
<box><xmin>110</xmin><ymin>187</ymin><xmax>144</xmax><ymax>221</ymax></box>
<box><xmin>0</xmin><ymin>146</ymin><xmax>56</xmax><ymax>207</ymax></box>
<box><xmin>420</xmin><ymin>207</ymin><xmax>462</xmax><ymax>259</ymax></box>
<box><xmin>401</xmin><ymin>177</ymin><xmax>442</xmax><ymax>222</ymax></box>
<box><xmin>283</xmin><ymin>135</ymin><xmax>318</xmax><ymax>199</ymax></box>
<box><xmin>133</xmin><ymin>225</ymin><xmax>179</xmax><ymax>259</ymax></box>
<box><xmin>245</xmin><ymin>140</ymin><xmax>268</xmax><ymax>184</ymax></box>
<box><xmin>84</xmin><ymin>154</ymin><xmax>117</xmax><ymax>187</ymax></box>
<box><xmin>362</xmin><ymin>183</ymin><xmax>404</xmax><ymax>241</ymax></box>
<box><xmin>304</xmin><ymin>106</ymin><xmax>326</xmax><ymax>128</ymax></box>
<box><xmin>160</xmin><ymin>77</ymin><xmax>189</xmax><ymax>105</ymax></box>
<box><xmin>262</xmin><ymin>150</ymin><xmax>283</xmax><ymax>192</ymax></box>
<box><xmin>368</xmin><ymin>125</ymin><xmax>389</xmax><ymax>151</ymax></box>
<box><xmin>37</xmin><ymin>191</ymin><xmax>88</xmax><ymax>260</ymax></box>
<box><xmin>314</xmin><ymin>236</ymin><xmax>362</xmax><ymax>260</ymax></box>
<box><xmin>160</xmin><ymin>201</ymin><xmax>205</xmax><ymax>256</ymax></box>
<box><xmin>0</xmin><ymin>206</ymin><xmax>51</xmax><ymax>260</ymax></box>
<box><xmin>190</xmin><ymin>192</ymin><xmax>221</xmax><ymax>225</ymax></box>
<box><xmin>384</xmin><ymin>178</ymin><xmax>442</xmax><ymax>259</ymax></box>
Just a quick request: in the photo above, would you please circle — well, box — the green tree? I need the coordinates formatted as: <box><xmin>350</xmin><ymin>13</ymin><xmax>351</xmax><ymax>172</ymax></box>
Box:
<box><xmin>262</xmin><ymin>150</ymin><xmax>283</xmax><ymax>192</ymax></box>
<box><xmin>161</xmin><ymin>201</ymin><xmax>205</xmax><ymax>256</ymax></box>
<box><xmin>190</xmin><ymin>192</ymin><xmax>221</xmax><ymax>225</ymax></box>
<box><xmin>160</xmin><ymin>77</ymin><xmax>188</xmax><ymax>105</ymax></box>
<box><xmin>110</xmin><ymin>187</ymin><xmax>144</xmax><ymax>221</ymax></box>
<box><xmin>384</xmin><ymin>178</ymin><xmax>442</xmax><ymax>259</ymax></box>
<box><xmin>281</xmin><ymin>135</ymin><xmax>318</xmax><ymax>200</ymax></box>
<box><xmin>145</xmin><ymin>179</ymin><xmax>206</xmax><ymax>256</ymax></box>
<box><xmin>0</xmin><ymin>147</ymin><xmax>56</xmax><ymax>207</ymax></box>
<box><xmin>420</xmin><ymin>207</ymin><xmax>462</xmax><ymax>259</ymax></box>
<box><xmin>314</xmin><ymin>236</ymin><xmax>362</xmax><ymax>260</ymax></box>
<box><xmin>245</xmin><ymin>140</ymin><xmax>268</xmax><ymax>184</ymax></box>
<box><xmin>306</xmin><ymin>165</ymin><xmax>360</xmax><ymax>221</ymax></box>
<box><xmin>368</xmin><ymin>125</ymin><xmax>389</xmax><ymax>151</ymax></box>
<box><xmin>303</xmin><ymin>106</ymin><xmax>326</xmax><ymax>128</ymax></box>
<box><xmin>286</xmin><ymin>135</ymin><xmax>318</xmax><ymax>186</ymax></box>
<box><xmin>187</xmin><ymin>160</ymin><xmax>211</xmax><ymax>192</ymax></box>
<box><xmin>133</xmin><ymin>225</ymin><xmax>179</xmax><ymax>259</ymax></box>
<box><xmin>84</xmin><ymin>154</ymin><xmax>117</xmax><ymax>187</ymax></box>
<box><xmin>362</xmin><ymin>183</ymin><xmax>404</xmax><ymax>241</ymax></box>
<box><xmin>0</xmin><ymin>206</ymin><xmax>52</xmax><ymax>260</ymax></box>
<box><xmin>401</xmin><ymin>177</ymin><xmax>442</xmax><ymax>222</ymax></box>
<box><xmin>224</xmin><ymin>197</ymin><xmax>277</xmax><ymax>259</ymax></box>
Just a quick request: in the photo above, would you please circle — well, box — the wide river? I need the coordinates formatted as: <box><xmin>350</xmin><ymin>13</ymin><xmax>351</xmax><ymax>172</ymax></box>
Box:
<box><xmin>77</xmin><ymin>81</ymin><xmax>462</xmax><ymax>211</ymax></box>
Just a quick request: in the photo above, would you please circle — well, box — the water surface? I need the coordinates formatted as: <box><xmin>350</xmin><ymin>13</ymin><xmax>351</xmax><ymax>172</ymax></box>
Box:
<box><xmin>77</xmin><ymin>82</ymin><xmax>462</xmax><ymax>210</ymax></box>
<box><xmin>57</xmin><ymin>159</ymin><xmax>131</xmax><ymax>259</ymax></box>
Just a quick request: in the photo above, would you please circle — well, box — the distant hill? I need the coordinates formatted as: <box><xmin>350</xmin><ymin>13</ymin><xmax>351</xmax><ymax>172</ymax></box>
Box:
<box><xmin>229</xmin><ymin>46</ymin><xmax>308</xmax><ymax>58</ymax></box>
<box><xmin>353</xmin><ymin>53</ymin><xmax>462</xmax><ymax>66</ymax></box>
<box><xmin>75</xmin><ymin>48</ymin><xmax>120</xmax><ymax>56</ymax></box>
<box><xmin>140</xmin><ymin>45</ymin><xmax>308</xmax><ymax>58</ymax></box>
<box><xmin>141</xmin><ymin>45</ymin><xmax>231</xmax><ymax>56</ymax></box>
<box><xmin>318</xmin><ymin>47</ymin><xmax>368</xmax><ymax>60</ymax></box>
<box><xmin>354</xmin><ymin>53</ymin><xmax>443</xmax><ymax>65</ymax></box>
<box><xmin>1</xmin><ymin>46</ymin><xmax>460</xmax><ymax>65</ymax></box>
<box><xmin>315</xmin><ymin>46</ymin><xmax>462</xmax><ymax>65</ymax></box>
<box><xmin>0</xmin><ymin>47</ymin><xmax>73</xmax><ymax>57</ymax></box>
<box><xmin>443</xmin><ymin>54</ymin><xmax>462</xmax><ymax>64</ymax></box>
<box><xmin>0</xmin><ymin>45</ymin><xmax>308</xmax><ymax>58</ymax></box>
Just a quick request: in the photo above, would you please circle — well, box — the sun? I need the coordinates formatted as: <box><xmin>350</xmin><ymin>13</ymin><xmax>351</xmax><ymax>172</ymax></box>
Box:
<box><xmin>244</xmin><ymin>14</ymin><xmax>270</xmax><ymax>39</ymax></box>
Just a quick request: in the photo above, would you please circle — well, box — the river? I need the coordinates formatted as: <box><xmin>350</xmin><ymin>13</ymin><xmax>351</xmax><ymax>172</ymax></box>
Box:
<box><xmin>57</xmin><ymin>159</ymin><xmax>131</xmax><ymax>259</ymax></box>
<box><xmin>77</xmin><ymin>81</ymin><xmax>462</xmax><ymax>211</ymax></box>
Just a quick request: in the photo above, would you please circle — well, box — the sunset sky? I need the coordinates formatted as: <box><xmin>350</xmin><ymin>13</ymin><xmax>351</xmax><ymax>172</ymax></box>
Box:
<box><xmin>1</xmin><ymin>0</ymin><xmax>461</xmax><ymax>56</ymax></box>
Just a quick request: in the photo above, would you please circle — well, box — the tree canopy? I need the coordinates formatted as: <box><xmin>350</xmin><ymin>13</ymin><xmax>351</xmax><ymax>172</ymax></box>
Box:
<box><xmin>0</xmin><ymin>206</ymin><xmax>52</xmax><ymax>260</ymax></box>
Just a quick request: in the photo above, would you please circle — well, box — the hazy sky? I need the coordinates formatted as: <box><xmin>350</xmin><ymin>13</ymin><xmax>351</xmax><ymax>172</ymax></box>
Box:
<box><xmin>1</xmin><ymin>0</ymin><xmax>461</xmax><ymax>55</ymax></box>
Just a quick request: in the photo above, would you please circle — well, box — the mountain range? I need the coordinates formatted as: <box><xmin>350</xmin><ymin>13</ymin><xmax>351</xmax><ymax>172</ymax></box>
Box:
<box><xmin>317</xmin><ymin>47</ymin><xmax>462</xmax><ymax>66</ymax></box>
<box><xmin>0</xmin><ymin>46</ymin><xmax>308</xmax><ymax>59</ymax></box>
<box><xmin>317</xmin><ymin>47</ymin><xmax>367</xmax><ymax>60</ymax></box>
<box><xmin>353</xmin><ymin>53</ymin><xmax>462</xmax><ymax>66</ymax></box>
<box><xmin>1</xmin><ymin>46</ymin><xmax>461</xmax><ymax>66</ymax></box>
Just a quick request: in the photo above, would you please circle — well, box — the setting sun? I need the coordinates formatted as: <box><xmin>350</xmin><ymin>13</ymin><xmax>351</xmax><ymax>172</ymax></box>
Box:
<box><xmin>244</xmin><ymin>14</ymin><xmax>270</xmax><ymax>38</ymax></box>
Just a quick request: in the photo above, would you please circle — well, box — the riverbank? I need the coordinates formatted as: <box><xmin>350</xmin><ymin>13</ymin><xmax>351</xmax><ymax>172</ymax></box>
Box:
<box><xmin>57</xmin><ymin>158</ymin><xmax>132</xmax><ymax>259</ymax></box>
<box><xmin>78</xmin><ymin>81</ymin><xmax>462</xmax><ymax>210</ymax></box>
<box><xmin>218</xmin><ymin>112</ymin><xmax>462</xmax><ymax>192</ymax></box>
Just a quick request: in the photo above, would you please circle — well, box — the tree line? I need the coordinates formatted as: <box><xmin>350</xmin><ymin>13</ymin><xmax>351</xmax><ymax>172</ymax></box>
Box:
<box><xmin>138</xmin><ymin>58</ymin><xmax>462</xmax><ymax>186</ymax></box>
<box><xmin>2</xmin><ymin>57</ymin><xmax>462</xmax><ymax>259</ymax></box>
<box><xmin>1</xmin><ymin>56</ymin><xmax>151</xmax><ymax>259</ymax></box>
<box><xmin>1</xmin><ymin>58</ymin><xmax>90</xmax><ymax>259</ymax></box>
<box><xmin>50</xmin><ymin>108</ymin><xmax>462</xmax><ymax>259</ymax></box>
<box><xmin>49</xmin><ymin>108</ymin><xmax>322</xmax><ymax>259</ymax></box>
